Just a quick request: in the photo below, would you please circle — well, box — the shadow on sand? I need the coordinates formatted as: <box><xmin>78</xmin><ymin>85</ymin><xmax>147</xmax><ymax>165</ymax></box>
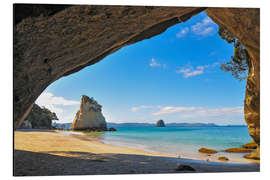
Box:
<box><xmin>14</xmin><ymin>150</ymin><xmax>259</xmax><ymax>176</ymax></box>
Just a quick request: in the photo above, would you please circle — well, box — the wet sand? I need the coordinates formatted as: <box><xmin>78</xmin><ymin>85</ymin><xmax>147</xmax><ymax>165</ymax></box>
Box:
<box><xmin>14</xmin><ymin>130</ymin><xmax>260</xmax><ymax>176</ymax></box>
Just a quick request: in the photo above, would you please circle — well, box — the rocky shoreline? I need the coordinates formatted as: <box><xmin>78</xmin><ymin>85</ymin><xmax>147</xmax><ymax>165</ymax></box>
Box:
<box><xmin>198</xmin><ymin>140</ymin><xmax>259</xmax><ymax>161</ymax></box>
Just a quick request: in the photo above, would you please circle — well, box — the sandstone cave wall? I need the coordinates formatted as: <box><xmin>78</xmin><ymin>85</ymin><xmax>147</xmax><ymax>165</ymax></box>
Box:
<box><xmin>206</xmin><ymin>8</ymin><xmax>260</xmax><ymax>149</ymax></box>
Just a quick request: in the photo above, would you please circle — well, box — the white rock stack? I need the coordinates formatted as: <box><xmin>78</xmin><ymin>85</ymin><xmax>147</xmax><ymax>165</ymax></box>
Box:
<box><xmin>71</xmin><ymin>95</ymin><xmax>107</xmax><ymax>131</ymax></box>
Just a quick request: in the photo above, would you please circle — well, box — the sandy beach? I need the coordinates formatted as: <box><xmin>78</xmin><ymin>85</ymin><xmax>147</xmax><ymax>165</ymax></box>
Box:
<box><xmin>14</xmin><ymin>130</ymin><xmax>260</xmax><ymax>176</ymax></box>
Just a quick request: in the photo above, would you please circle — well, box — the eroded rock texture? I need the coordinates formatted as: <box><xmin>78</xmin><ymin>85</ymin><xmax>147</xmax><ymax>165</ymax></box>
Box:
<box><xmin>71</xmin><ymin>95</ymin><xmax>107</xmax><ymax>130</ymax></box>
<box><xmin>206</xmin><ymin>8</ymin><xmax>260</xmax><ymax>159</ymax></box>
<box><xmin>14</xmin><ymin>5</ymin><xmax>260</xmax><ymax>157</ymax></box>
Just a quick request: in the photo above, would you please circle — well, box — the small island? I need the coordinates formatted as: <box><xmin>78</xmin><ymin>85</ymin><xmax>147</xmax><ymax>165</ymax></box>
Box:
<box><xmin>156</xmin><ymin>119</ymin><xmax>166</xmax><ymax>127</ymax></box>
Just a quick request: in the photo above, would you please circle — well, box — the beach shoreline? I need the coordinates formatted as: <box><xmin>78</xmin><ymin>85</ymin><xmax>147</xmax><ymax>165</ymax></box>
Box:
<box><xmin>60</xmin><ymin>129</ymin><xmax>259</xmax><ymax>164</ymax></box>
<box><xmin>14</xmin><ymin>129</ymin><xmax>260</xmax><ymax>176</ymax></box>
<box><xmin>99</xmin><ymin>136</ymin><xmax>259</xmax><ymax>164</ymax></box>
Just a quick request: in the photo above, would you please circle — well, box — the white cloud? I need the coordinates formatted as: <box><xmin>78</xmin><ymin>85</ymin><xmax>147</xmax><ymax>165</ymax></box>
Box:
<box><xmin>202</xmin><ymin>16</ymin><xmax>214</xmax><ymax>24</ymax></box>
<box><xmin>56</xmin><ymin>108</ymin><xmax>79</xmax><ymax>123</ymax></box>
<box><xmin>191</xmin><ymin>17</ymin><xmax>216</xmax><ymax>36</ymax></box>
<box><xmin>35</xmin><ymin>92</ymin><xmax>80</xmax><ymax>123</ymax></box>
<box><xmin>131</xmin><ymin>105</ymin><xmax>155</xmax><ymax>112</ymax></box>
<box><xmin>36</xmin><ymin>92</ymin><xmax>80</xmax><ymax>106</ymax></box>
<box><xmin>149</xmin><ymin>58</ymin><xmax>161</xmax><ymax>67</ymax></box>
<box><xmin>176</xmin><ymin>62</ymin><xmax>219</xmax><ymax>78</ymax></box>
<box><xmin>176</xmin><ymin>27</ymin><xmax>189</xmax><ymax>38</ymax></box>
<box><xmin>149</xmin><ymin>58</ymin><xmax>167</xmax><ymax>68</ymax></box>
<box><xmin>152</xmin><ymin>106</ymin><xmax>196</xmax><ymax>115</ymax></box>
<box><xmin>151</xmin><ymin>106</ymin><xmax>243</xmax><ymax>118</ymax></box>
<box><xmin>199</xmin><ymin>27</ymin><xmax>214</xmax><ymax>35</ymax></box>
<box><xmin>194</xmin><ymin>107</ymin><xmax>243</xmax><ymax>117</ymax></box>
<box><xmin>176</xmin><ymin>65</ymin><xmax>204</xmax><ymax>78</ymax></box>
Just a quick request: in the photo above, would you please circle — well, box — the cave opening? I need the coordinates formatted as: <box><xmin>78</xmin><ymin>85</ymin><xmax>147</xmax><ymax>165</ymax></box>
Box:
<box><xmin>14</xmin><ymin>5</ymin><xmax>260</xmax><ymax>162</ymax></box>
<box><xmin>28</xmin><ymin>11</ymin><xmax>253</xmax><ymax>161</ymax></box>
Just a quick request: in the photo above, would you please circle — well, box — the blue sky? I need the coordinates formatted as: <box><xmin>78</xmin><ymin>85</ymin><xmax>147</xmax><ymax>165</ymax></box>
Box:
<box><xmin>36</xmin><ymin>12</ymin><xmax>246</xmax><ymax>125</ymax></box>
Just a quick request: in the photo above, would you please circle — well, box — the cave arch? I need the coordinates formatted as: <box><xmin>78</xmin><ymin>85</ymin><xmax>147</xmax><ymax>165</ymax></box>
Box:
<box><xmin>14</xmin><ymin>5</ymin><xmax>259</xmax><ymax>158</ymax></box>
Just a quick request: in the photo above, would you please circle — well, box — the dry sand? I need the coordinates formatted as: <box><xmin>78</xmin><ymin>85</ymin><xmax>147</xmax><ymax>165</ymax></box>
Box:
<box><xmin>14</xmin><ymin>130</ymin><xmax>260</xmax><ymax>176</ymax></box>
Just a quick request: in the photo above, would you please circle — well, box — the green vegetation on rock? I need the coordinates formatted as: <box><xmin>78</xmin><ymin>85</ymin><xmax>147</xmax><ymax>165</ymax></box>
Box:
<box><xmin>218</xmin><ymin>27</ymin><xmax>250</xmax><ymax>81</ymax></box>
<box><xmin>22</xmin><ymin>104</ymin><xmax>58</xmax><ymax>129</ymax></box>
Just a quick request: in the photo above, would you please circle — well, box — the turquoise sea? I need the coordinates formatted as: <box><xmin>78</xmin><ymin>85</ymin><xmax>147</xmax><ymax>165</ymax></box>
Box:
<box><xmin>98</xmin><ymin>126</ymin><xmax>253</xmax><ymax>162</ymax></box>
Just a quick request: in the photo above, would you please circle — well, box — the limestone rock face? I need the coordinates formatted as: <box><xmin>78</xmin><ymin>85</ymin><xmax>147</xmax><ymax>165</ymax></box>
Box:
<box><xmin>156</xmin><ymin>120</ymin><xmax>165</xmax><ymax>127</ymax></box>
<box><xmin>71</xmin><ymin>95</ymin><xmax>107</xmax><ymax>131</ymax></box>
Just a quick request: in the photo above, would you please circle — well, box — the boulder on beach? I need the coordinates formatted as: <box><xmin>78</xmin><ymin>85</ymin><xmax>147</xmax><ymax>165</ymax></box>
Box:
<box><xmin>70</xmin><ymin>95</ymin><xmax>107</xmax><ymax>131</ymax></box>
<box><xmin>243</xmin><ymin>147</ymin><xmax>260</xmax><ymax>160</ymax></box>
<box><xmin>242</xmin><ymin>140</ymin><xmax>257</xmax><ymax>149</ymax></box>
<box><xmin>218</xmin><ymin>156</ymin><xmax>229</xmax><ymax>161</ymax></box>
<box><xmin>156</xmin><ymin>119</ymin><xmax>165</xmax><ymax>127</ymax></box>
<box><xmin>198</xmin><ymin>148</ymin><xmax>217</xmax><ymax>154</ymax></box>
<box><xmin>224</xmin><ymin>148</ymin><xmax>253</xmax><ymax>153</ymax></box>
